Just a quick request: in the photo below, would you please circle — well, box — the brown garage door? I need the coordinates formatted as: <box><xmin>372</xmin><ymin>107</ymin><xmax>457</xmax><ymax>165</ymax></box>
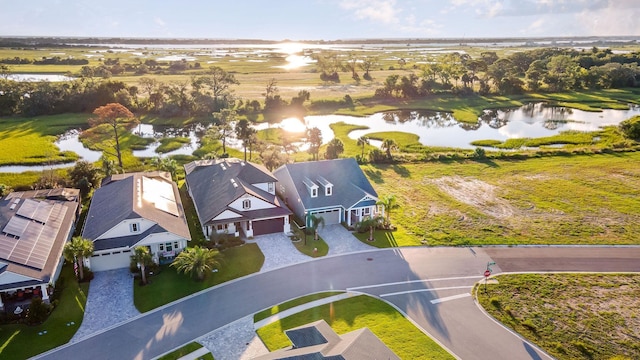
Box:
<box><xmin>253</xmin><ymin>217</ymin><xmax>284</xmax><ymax>236</ymax></box>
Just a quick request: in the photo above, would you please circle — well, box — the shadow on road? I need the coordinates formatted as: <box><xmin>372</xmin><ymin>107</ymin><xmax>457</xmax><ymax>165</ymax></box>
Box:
<box><xmin>523</xmin><ymin>341</ymin><xmax>543</xmax><ymax>360</ymax></box>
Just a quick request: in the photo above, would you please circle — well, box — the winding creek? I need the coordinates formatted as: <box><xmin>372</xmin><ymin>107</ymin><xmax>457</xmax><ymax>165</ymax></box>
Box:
<box><xmin>1</xmin><ymin>103</ymin><xmax>639</xmax><ymax>173</ymax></box>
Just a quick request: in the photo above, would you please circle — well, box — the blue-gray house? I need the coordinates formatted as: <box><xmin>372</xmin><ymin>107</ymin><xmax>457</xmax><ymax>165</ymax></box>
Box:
<box><xmin>273</xmin><ymin>158</ymin><xmax>382</xmax><ymax>227</ymax></box>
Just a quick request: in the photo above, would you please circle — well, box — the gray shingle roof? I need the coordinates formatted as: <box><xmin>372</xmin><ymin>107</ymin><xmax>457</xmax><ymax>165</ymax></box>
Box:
<box><xmin>184</xmin><ymin>159</ymin><xmax>290</xmax><ymax>226</ymax></box>
<box><xmin>83</xmin><ymin>172</ymin><xmax>190</xmax><ymax>249</ymax></box>
<box><xmin>273</xmin><ymin>158</ymin><xmax>378</xmax><ymax>211</ymax></box>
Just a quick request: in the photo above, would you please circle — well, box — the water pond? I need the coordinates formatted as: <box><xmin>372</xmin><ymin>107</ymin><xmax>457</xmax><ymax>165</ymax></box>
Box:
<box><xmin>1</xmin><ymin>103</ymin><xmax>638</xmax><ymax>173</ymax></box>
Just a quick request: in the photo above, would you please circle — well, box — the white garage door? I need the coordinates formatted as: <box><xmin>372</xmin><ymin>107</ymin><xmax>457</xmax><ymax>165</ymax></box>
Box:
<box><xmin>312</xmin><ymin>209</ymin><xmax>341</xmax><ymax>225</ymax></box>
<box><xmin>90</xmin><ymin>250</ymin><xmax>132</xmax><ymax>271</ymax></box>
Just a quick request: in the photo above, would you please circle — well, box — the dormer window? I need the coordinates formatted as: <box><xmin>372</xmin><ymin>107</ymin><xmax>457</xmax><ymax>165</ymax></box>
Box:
<box><xmin>316</xmin><ymin>176</ymin><xmax>333</xmax><ymax>197</ymax></box>
<box><xmin>130</xmin><ymin>223</ymin><xmax>140</xmax><ymax>233</ymax></box>
<box><xmin>268</xmin><ymin>182</ymin><xmax>274</xmax><ymax>192</ymax></box>
<box><xmin>303</xmin><ymin>177</ymin><xmax>319</xmax><ymax>198</ymax></box>
<box><xmin>243</xmin><ymin>199</ymin><xmax>251</xmax><ymax>209</ymax></box>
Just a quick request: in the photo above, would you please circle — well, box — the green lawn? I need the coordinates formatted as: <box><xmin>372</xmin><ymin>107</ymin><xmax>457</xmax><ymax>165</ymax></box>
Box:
<box><xmin>254</xmin><ymin>291</ymin><xmax>344</xmax><ymax>323</ymax></box>
<box><xmin>133</xmin><ymin>243</ymin><xmax>265</xmax><ymax>312</ymax></box>
<box><xmin>361</xmin><ymin>151</ymin><xmax>640</xmax><ymax>246</ymax></box>
<box><xmin>477</xmin><ymin>274</ymin><xmax>640</xmax><ymax>360</ymax></box>
<box><xmin>289</xmin><ymin>226</ymin><xmax>329</xmax><ymax>258</ymax></box>
<box><xmin>256</xmin><ymin>294</ymin><xmax>454</xmax><ymax>360</ymax></box>
<box><xmin>0</xmin><ymin>264</ymin><xmax>89</xmax><ymax>360</ymax></box>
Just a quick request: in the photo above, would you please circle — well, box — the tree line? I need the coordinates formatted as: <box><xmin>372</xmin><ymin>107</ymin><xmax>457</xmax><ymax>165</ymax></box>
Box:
<box><xmin>375</xmin><ymin>47</ymin><xmax>640</xmax><ymax>98</ymax></box>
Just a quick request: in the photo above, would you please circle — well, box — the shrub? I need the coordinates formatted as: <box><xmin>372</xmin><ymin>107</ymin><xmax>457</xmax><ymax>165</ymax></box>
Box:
<box><xmin>619</xmin><ymin>116</ymin><xmax>640</xmax><ymax>141</ymax></box>
<box><xmin>26</xmin><ymin>298</ymin><xmax>51</xmax><ymax>325</ymax></box>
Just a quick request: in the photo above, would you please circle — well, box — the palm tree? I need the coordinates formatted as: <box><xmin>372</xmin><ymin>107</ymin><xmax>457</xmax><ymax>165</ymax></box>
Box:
<box><xmin>306</xmin><ymin>213</ymin><xmax>325</xmax><ymax>244</ymax></box>
<box><xmin>63</xmin><ymin>236</ymin><xmax>94</xmax><ymax>281</ymax></box>
<box><xmin>377</xmin><ymin>194</ymin><xmax>399</xmax><ymax>226</ymax></box>
<box><xmin>357</xmin><ymin>136</ymin><xmax>370</xmax><ymax>158</ymax></box>
<box><xmin>132</xmin><ymin>246</ymin><xmax>153</xmax><ymax>285</ymax></box>
<box><xmin>171</xmin><ymin>246</ymin><xmax>220</xmax><ymax>281</ymax></box>
<box><xmin>356</xmin><ymin>215</ymin><xmax>384</xmax><ymax>242</ymax></box>
<box><xmin>381</xmin><ymin>139</ymin><xmax>398</xmax><ymax>160</ymax></box>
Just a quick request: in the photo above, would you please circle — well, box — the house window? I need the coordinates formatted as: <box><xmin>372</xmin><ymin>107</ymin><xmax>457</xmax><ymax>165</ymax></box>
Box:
<box><xmin>174</xmin><ymin>241</ymin><xmax>179</xmax><ymax>249</ymax></box>
<box><xmin>243</xmin><ymin>199</ymin><xmax>251</xmax><ymax>209</ymax></box>
<box><xmin>165</xmin><ymin>242</ymin><xmax>173</xmax><ymax>251</ymax></box>
<box><xmin>159</xmin><ymin>244</ymin><xmax>164</xmax><ymax>251</ymax></box>
<box><xmin>326</xmin><ymin>186</ymin><xmax>332</xmax><ymax>196</ymax></box>
<box><xmin>311</xmin><ymin>188</ymin><xmax>317</xmax><ymax>198</ymax></box>
<box><xmin>363</xmin><ymin>207</ymin><xmax>371</xmax><ymax>215</ymax></box>
<box><xmin>130</xmin><ymin>223</ymin><xmax>140</xmax><ymax>233</ymax></box>
<box><xmin>268</xmin><ymin>182</ymin><xmax>274</xmax><ymax>192</ymax></box>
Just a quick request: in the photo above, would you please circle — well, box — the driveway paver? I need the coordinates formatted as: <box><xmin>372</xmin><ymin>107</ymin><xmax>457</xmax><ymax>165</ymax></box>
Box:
<box><xmin>318</xmin><ymin>224</ymin><xmax>374</xmax><ymax>255</ymax></box>
<box><xmin>249</xmin><ymin>232</ymin><xmax>312</xmax><ymax>272</ymax></box>
<box><xmin>70</xmin><ymin>269</ymin><xmax>140</xmax><ymax>343</ymax></box>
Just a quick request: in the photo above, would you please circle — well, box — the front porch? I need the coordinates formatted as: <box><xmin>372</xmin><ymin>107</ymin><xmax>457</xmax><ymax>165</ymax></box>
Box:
<box><xmin>0</xmin><ymin>284</ymin><xmax>51</xmax><ymax>315</ymax></box>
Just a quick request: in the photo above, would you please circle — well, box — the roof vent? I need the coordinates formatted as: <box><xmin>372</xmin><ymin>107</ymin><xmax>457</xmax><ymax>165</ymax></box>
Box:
<box><xmin>220</xmin><ymin>163</ymin><xmax>227</xmax><ymax>170</ymax></box>
<box><xmin>230</xmin><ymin>179</ymin><xmax>238</xmax><ymax>188</ymax></box>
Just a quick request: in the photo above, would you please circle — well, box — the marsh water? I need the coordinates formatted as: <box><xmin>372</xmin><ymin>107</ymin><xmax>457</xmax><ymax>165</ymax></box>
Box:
<box><xmin>1</xmin><ymin>103</ymin><xmax>639</xmax><ymax>173</ymax></box>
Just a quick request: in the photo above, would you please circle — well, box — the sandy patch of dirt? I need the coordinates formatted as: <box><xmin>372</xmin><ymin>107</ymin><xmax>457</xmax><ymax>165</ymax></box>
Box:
<box><xmin>430</xmin><ymin>176</ymin><xmax>515</xmax><ymax>219</ymax></box>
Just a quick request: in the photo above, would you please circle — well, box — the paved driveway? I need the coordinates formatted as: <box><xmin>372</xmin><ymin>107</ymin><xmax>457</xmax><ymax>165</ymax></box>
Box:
<box><xmin>249</xmin><ymin>233</ymin><xmax>312</xmax><ymax>272</ymax></box>
<box><xmin>70</xmin><ymin>269</ymin><xmax>140</xmax><ymax>343</ymax></box>
<box><xmin>318</xmin><ymin>224</ymin><xmax>374</xmax><ymax>255</ymax></box>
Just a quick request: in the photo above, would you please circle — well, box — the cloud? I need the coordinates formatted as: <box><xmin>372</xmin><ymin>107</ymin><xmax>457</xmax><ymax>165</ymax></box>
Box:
<box><xmin>446</xmin><ymin>0</ymin><xmax>625</xmax><ymax>18</ymax></box>
<box><xmin>575</xmin><ymin>2</ymin><xmax>640</xmax><ymax>36</ymax></box>
<box><xmin>339</xmin><ymin>0</ymin><xmax>401</xmax><ymax>24</ymax></box>
<box><xmin>154</xmin><ymin>17</ymin><xmax>166</xmax><ymax>27</ymax></box>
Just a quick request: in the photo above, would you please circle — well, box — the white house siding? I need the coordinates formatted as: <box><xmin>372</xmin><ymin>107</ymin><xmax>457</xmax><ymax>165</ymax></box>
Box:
<box><xmin>229</xmin><ymin>195</ymin><xmax>274</xmax><ymax>212</ymax></box>
<box><xmin>253</xmin><ymin>182</ymin><xmax>275</xmax><ymax>194</ymax></box>
<box><xmin>96</xmin><ymin>218</ymin><xmax>155</xmax><ymax>240</ymax></box>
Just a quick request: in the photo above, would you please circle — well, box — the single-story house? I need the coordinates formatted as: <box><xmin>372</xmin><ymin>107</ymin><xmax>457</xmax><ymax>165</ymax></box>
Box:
<box><xmin>184</xmin><ymin>158</ymin><xmax>292</xmax><ymax>238</ymax></box>
<box><xmin>273</xmin><ymin>158</ymin><xmax>382</xmax><ymax>227</ymax></box>
<box><xmin>254</xmin><ymin>319</ymin><xmax>400</xmax><ymax>360</ymax></box>
<box><xmin>82</xmin><ymin>171</ymin><xmax>191</xmax><ymax>272</ymax></box>
<box><xmin>0</xmin><ymin>188</ymin><xmax>80</xmax><ymax>310</ymax></box>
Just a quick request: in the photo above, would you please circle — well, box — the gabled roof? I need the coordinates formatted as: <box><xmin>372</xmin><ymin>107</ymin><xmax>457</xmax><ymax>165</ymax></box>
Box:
<box><xmin>273</xmin><ymin>158</ymin><xmax>378</xmax><ymax>211</ymax></box>
<box><xmin>83</xmin><ymin>172</ymin><xmax>190</xmax><ymax>248</ymax></box>
<box><xmin>254</xmin><ymin>320</ymin><xmax>400</xmax><ymax>360</ymax></box>
<box><xmin>184</xmin><ymin>158</ymin><xmax>290</xmax><ymax>226</ymax></box>
<box><xmin>0</xmin><ymin>188</ymin><xmax>79</xmax><ymax>289</ymax></box>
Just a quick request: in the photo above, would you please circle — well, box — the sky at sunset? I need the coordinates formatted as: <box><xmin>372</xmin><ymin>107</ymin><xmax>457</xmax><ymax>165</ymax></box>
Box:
<box><xmin>1</xmin><ymin>0</ymin><xmax>640</xmax><ymax>40</ymax></box>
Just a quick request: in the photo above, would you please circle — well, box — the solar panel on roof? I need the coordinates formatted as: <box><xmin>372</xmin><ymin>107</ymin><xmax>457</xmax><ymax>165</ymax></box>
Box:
<box><xmin>3</xmin><ymin>216</ymin><xmax>30</xmax><ymax>238</ymax></box>
<box><xmin>16</xmin><ymin>199</ymin><xmax>53</xmax><ymax>224</ymax></box>
<box><xmin>0</xmin><ymin>202</ymin><xmax>67</xmax><ymax>270</ymax></box>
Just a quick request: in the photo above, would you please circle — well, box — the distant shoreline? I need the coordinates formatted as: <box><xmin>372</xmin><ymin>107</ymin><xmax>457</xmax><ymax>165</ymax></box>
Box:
<box><xmin>0</xmin><ymin>35</ymin><xmax>638</xmax><ymax>47</ymax></box>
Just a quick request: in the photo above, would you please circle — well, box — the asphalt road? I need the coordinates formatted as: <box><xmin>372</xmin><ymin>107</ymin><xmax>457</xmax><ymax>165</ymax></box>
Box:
<box><xmin>35</xmin><ymin>247</ymin><xmax>640</xmax><ymax>360</ymax></box>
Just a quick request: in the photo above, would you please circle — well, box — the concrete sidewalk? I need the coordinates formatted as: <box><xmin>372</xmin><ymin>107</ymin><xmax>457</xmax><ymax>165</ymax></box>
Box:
<box><xmin>176</xmin><ymin>346</ymin><xmax>210</xmax><ymax>360</ymax></box>
<box><xmin>254</xmin><ymin>292</ymin><xmax>354</xmax><ymax>329</ymax></box>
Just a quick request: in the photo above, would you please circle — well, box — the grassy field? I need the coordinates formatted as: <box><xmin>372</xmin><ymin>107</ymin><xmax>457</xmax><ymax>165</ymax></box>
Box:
<box><xmin>256</xmin><ymin>294</ymin><xmax>454</xmax><ymax>360</ymax></box>
<box><xmin>477</xmin><ymin>273</ymin><xmax>640</xmax><ymax>360</ymax></box>
<box><xmin>0</xmin><ymin>264</ymin><xmax>89</xmax><ymax>360</ymax></box>
<box><xmin>0</xmin><ymin>114</ymin><xmax>89</xmax><ymax>166</ymax></box>
<box><xmin>361</xmin><ymin>151</ymin><xmax>640</xmax><ymax>246</ymax></box>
